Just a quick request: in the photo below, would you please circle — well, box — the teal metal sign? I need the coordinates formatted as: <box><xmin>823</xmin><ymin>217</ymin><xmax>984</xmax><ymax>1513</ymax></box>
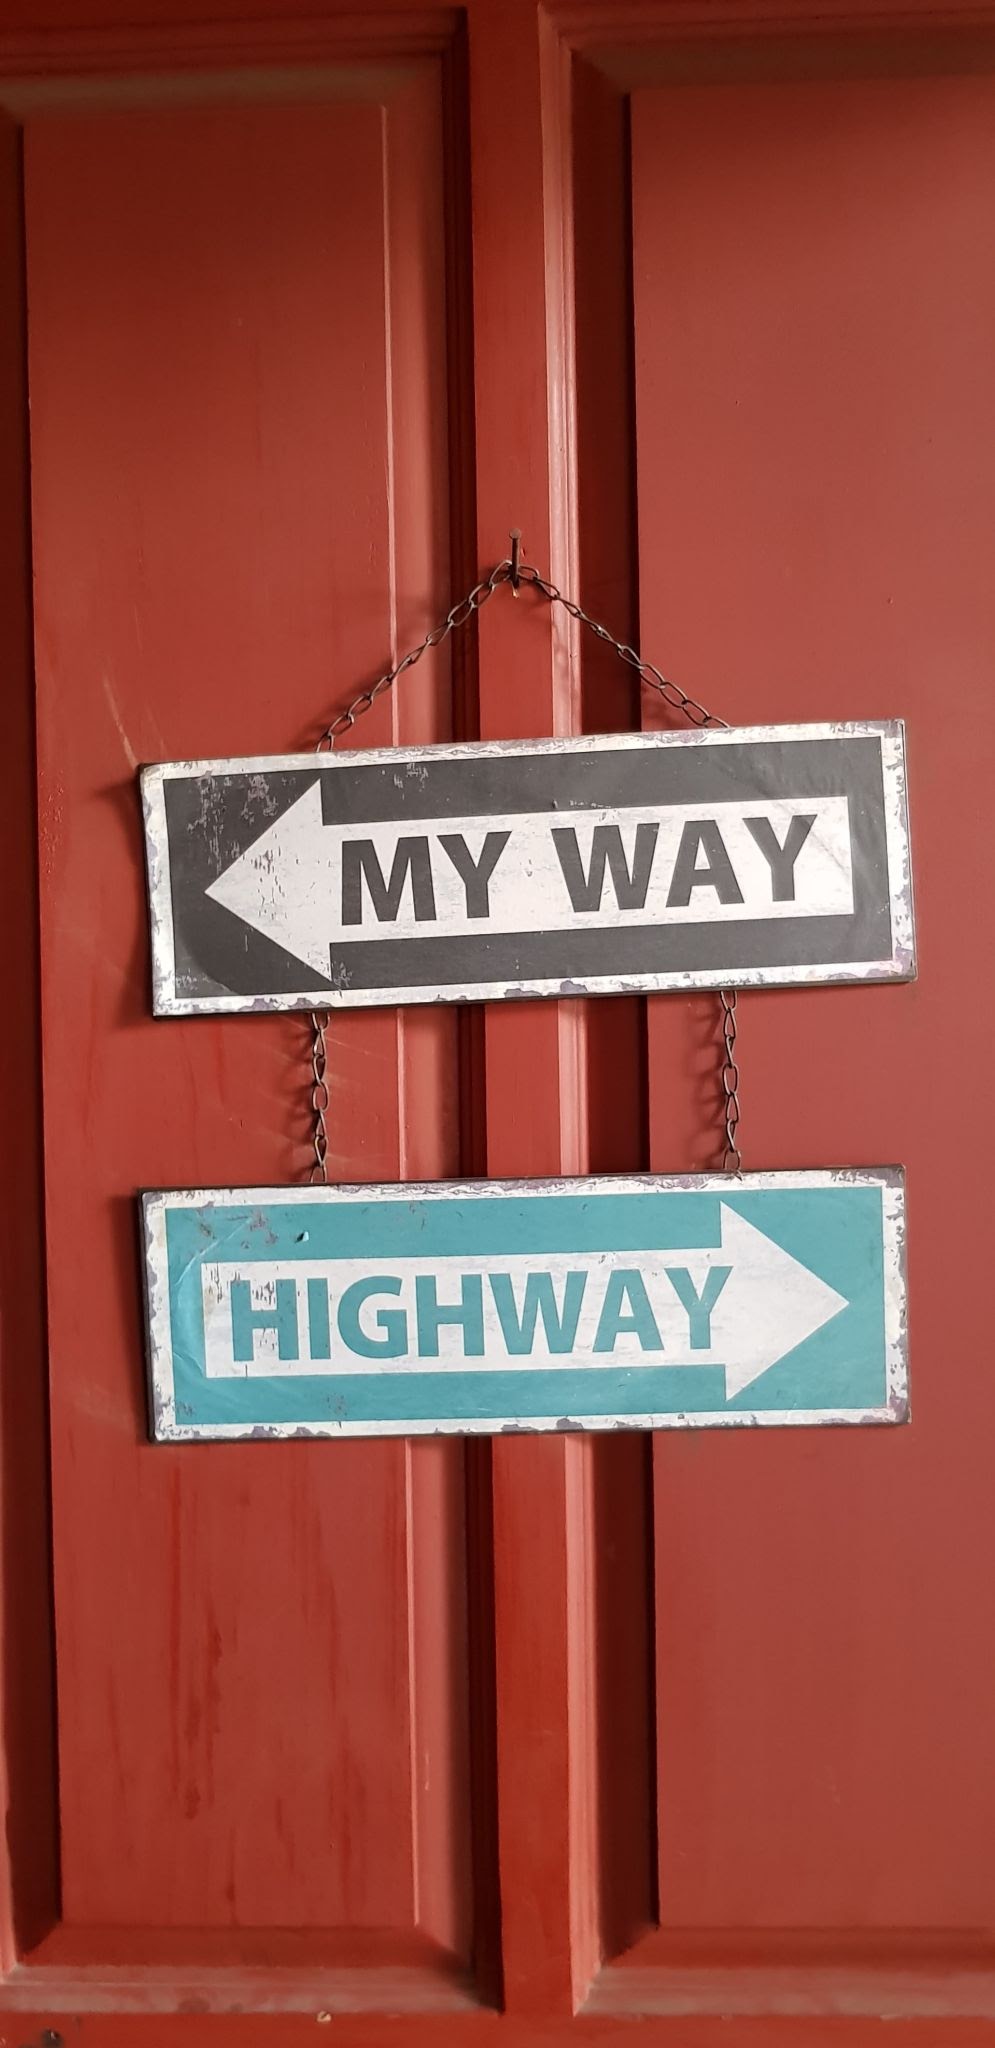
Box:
<box><xmin>141</xmin><ymin>1170</ymin><xmax>907</xmax><ymax>1441</ymax></box>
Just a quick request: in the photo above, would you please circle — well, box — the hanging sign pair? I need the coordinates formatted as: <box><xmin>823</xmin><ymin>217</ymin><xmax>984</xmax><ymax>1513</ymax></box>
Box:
<box><xmin>137</xmin><ymin>578</ymin><xmax>914</xmax><ymax>1443</ymax></box>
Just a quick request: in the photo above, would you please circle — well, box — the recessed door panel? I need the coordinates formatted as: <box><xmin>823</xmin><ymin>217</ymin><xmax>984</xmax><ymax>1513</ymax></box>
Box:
<box><xmin>24</xmin><ymin>77</ymin><xmax>474</xmax><ymax>1953</ymax></box>
<box><xmin>632</xmin><ymin>64</ymin><xmax>995</xmax><ymax>1933</ymax></box>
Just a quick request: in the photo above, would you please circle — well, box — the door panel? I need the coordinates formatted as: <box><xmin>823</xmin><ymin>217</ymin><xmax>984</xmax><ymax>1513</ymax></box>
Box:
<box><xmin>21</xmin><ymin>67</ymin><xmax>478</xmax><ymax>1971</ymax></box>
<box><xmin>632</xmin><ymin>53</ymin><xmax>995</xmax><ymax>1942</ymax></box>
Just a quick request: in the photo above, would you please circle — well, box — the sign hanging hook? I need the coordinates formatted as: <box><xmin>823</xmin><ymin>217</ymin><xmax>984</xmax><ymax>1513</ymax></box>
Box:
<box><xmin>509</xmin><ymin>528</ymin><xmax>523</xmax><ymax>594</ymax></box>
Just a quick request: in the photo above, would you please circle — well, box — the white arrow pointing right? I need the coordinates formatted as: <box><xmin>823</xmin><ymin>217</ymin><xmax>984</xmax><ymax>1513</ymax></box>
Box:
<box><xmin>199</xmin><ymin>1202</ymin><xmax>848</xmax><ymax>1399</ymax></box>
<box><xmin>711</xmin><ymin>1203</ymin><xmax>848</xmax><ymax>1396</ymax></box>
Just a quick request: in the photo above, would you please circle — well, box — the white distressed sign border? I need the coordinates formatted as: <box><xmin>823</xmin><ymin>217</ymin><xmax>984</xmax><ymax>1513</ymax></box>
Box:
<box><xmin>141</xmin><ymin>1167</ymin><xmax>908</xmax><ymax>1442</ymax></box>
<box><xmin>142</xmin><ymin>721</ymin><xmax>915</xmax><ymax>1014</ymax></box>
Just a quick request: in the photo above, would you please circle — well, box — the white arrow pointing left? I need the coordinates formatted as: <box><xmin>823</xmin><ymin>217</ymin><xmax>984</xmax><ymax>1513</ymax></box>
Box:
<box><xmin>205</xmin><ymin>779</ymin><xmax>333</xmax><ymax>977</ymax></box>
<box><xmin>204</xmin><ymin>777</ymin><xmax>858</xmax><ymax>982</ymax></box>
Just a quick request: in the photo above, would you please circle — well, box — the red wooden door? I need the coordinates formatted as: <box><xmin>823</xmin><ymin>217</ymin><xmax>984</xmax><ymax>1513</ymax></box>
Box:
<box><xmin>1</xmin><ymin>4</ymin><xmax>994</xmax><ymax>2044</ymax></box>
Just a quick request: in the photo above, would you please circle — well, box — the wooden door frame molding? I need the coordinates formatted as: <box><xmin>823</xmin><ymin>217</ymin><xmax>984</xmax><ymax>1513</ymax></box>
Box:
<box><xmin>2</xmin><ymin>0</ymin><xmax>994</xmax><ymax>76</ymax></box>
<box><xmin>0</xmin><ymin>12</ymin><xmax>457</xmax><ymax>83</ymax></box>
<box><xmin>548</xmin><ymin>0</ymin><xmax>995</xmax><ymax>44</ymax></box>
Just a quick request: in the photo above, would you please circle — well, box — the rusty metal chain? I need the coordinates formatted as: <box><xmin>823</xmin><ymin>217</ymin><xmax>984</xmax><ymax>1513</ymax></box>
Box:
<box><xmin>315</xmin><ymin>563</ymin><xmax>514</xmax><ymax>750</ymax></box>
<box><xmin>308</xmin><ymin>565</ymin><xmax>514</xmax><ymax>1183</ymax></box>
<box><xmin>512</xmin><ymin>561</ymin><xmax>726</xmax><ymax>733</ymax></box>
<box><xmin>719</xmin><ymin>990</ymin><xmax>742</xmax><ymax>1175</ymax></box>
<box><xmin>307</xmin><ymin>548</ymin><xmax>742</xmax><ymax>1181</ymax></box>
<box><xmin>309</xmin><ymin>1007</ymin><xmax>330</xmax><ymax>1184</ymax></box>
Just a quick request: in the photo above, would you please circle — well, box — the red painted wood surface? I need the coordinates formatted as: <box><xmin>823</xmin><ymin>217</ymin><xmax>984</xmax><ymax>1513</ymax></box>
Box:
<box><xmin>634</xmin><ymin>58</ymin><xmax>995</xmax><ymax>1938</ymax></box>
<box><xmin>23</xmin><ymin>69</ymin><xmax>473</xmax><ymax>1949</ymax></box>
<box><xmin>0</xmin><ymin>109</ymin><xmax>59</xmax><ymax>1973</ymax></box>
<box><xmin>1</xmin><ymin>4</ymin><xmax>995</xmax><ymax>2044</ymax></box>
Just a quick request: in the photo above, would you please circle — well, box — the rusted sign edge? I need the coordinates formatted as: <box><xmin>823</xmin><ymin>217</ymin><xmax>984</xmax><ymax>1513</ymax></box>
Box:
<box><xmin>141</xmin><ymin>719</ymin><xmax>916</xmax><ymax>1016</ymax></box>
<box><xmin>140</xmin><ymin>1166</ymin><xmax>908</xmax><ymax>1443</ymax></box>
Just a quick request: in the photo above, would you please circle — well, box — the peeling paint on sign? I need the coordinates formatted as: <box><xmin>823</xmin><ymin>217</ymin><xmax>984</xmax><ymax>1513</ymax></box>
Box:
<box><xmin>141</xmin><ymin>723</ymin><xmax>915</xmax><ymax>1015</ymax></box>
<box><xmin>141</xmin><ymin>1169</ymin><xmax>908</xmax><ymax>1442</ymax></box>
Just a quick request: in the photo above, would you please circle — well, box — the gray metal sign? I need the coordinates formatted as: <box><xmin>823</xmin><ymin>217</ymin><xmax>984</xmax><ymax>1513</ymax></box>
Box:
<box><xmin>142</xmin><ymin>722</ymin><xmax>914</xmax><ymax>1015</ymax></box>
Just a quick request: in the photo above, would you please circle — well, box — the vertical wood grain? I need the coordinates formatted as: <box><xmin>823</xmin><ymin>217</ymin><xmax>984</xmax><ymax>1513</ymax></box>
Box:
<box><xmin>468</xmin><ymin>0</ymin><xmax>598</xmax><ymax>2014</ymax></box>
<box><xmin>0</xmin><ymin>109</ymin><xmax>58</xmax><ymax>1967</ymax></box>
<box><xmin>571</xmin><ymin>51</ymin><xmax>657</xmax><ymax>1967</ymax></box>
<box><xmin>23</xmin><ymin>75</ymin><xmax>473</xmax><ymax>1946</ymax></box>
<box><xmin>633</xmin><ymin>63</ymin><xmax>995</xmax><ymax>1933</ymax></box>
<box><xmin>385</xmin><ymin>67</ymin><xmax>474</xmax><ymax>1963</ymax></box>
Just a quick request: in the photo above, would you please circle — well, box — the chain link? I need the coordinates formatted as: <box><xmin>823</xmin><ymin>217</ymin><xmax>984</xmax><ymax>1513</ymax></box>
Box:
<box><xmin>512</xmin><ymin>563</ymin><xmax>727</xmax><ymax>733</ymax></box>
<box><xmin>309</xmin><ymin>1009</ymin><xmax>330</xmax><ymax>1184</ymax></box>
<box><xmin>308</xmin><ymin>552</ymin><xmax>743</xmax><ymax>1180</ymax></box>
<box><xmin>719</xmin><ymin>989</ymin><xmax>742</xmax><ymax>1175</ymax></box>
<box><xmin>316</xmin><ymin>564</ymin><xmax>513</xmax><ymax>751</ymax></box>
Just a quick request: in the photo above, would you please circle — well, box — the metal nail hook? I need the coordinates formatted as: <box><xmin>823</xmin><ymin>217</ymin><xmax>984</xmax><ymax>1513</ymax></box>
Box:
<box><xmin>509</xmin><ymin>529</ymin><xmax>523</xmax><ymax>594</ymax></box>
